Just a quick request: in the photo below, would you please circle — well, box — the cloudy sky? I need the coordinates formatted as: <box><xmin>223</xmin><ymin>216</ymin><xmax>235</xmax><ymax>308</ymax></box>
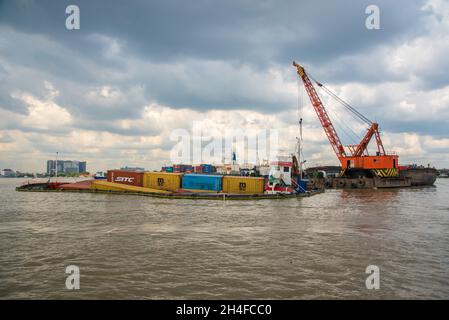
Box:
<box><xmin>1</xmin><ymin>0</ymin><xmax>448</xmax><ymax>172</ymax></box>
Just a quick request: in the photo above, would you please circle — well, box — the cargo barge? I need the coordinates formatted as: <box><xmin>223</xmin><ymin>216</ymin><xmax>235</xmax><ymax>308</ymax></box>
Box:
<box><xmin>16</xmin><ymin>185</ymin><xmax>322</xmax><ymax>200</ymax></box>
<box><xmin>16</xmin><ymin>177</ymin><xmax>322</xmax><ymax>200</ymax></box>
<box><xmin>17</xmin><ymin>158</ymin><xmax>323</xmax><ymax>200</ymax></box>
<box><xmin>399</xmin><ymin>166</ymin><xmax>437</xmax><ymax>186</ymax></box>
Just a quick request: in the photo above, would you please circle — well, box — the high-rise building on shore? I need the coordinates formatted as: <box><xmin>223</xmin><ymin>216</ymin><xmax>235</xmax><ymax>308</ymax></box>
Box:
<box><xmin>46</xmin><ymin>160</ymin><xmax>87</xmax><ymax>175</ymax></box>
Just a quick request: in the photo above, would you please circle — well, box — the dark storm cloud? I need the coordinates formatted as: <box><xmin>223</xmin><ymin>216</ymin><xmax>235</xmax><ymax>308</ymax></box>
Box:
<box><xmin>0</xmin><ymin>0</ymin><xmax>427</xmax><ymax>65</ymax></box>
<box><xmin>0</xmin><ymin>0</ymin><xmax>446</xmax><ymax>140</ymax></box>
<box><xmin>381</xmin><ymin>119</ymin><xmax>449</xmax><ymax>137</ymax></box>
<box><xmin>74</xmin><ymin>118</ymin><xmax>160</xmax><ymax>137</ymax></box>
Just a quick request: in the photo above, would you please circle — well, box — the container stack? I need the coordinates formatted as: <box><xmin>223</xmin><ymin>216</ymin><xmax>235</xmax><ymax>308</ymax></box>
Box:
<box><xmin>184</xmin><ymin>165</ymin><xmax>194</xmax><ymax>173</ymax></box>
<box><xmin>172</xmin><ymin>164</ymin><xmax>194</xmax><ymax>173</ymax></box>
<box><xmin>99</xmin><ymin>169</ymin><xmax>265</xmax><ymax>195</ymax></box>
<box><xmin>195</xmin><ymin>166</ymin><xmax>203</xmax><ymax>173</ymax></box>
<box><xmin>173</xmin><ymin>165</ymin><xmax>183</xmax><ymax>173</ymax></box>
<box><xmin>200</xmin><ymin>164</ymin><xmax>214</xmax><ymax>173</ymax></box>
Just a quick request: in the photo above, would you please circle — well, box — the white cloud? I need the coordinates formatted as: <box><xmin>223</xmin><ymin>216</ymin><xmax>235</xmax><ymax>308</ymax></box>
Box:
<box><xmin>11</xmin><ymin>88</ymin><xmax>72</xmax><ymax>130</ymax></box>
<box><xmin>384</xmin><ymin>132</ymin><xmax>424</xmax><ymax>156</ymax></box>
<box><xmin>422</xmin><ymin>136</ymin><xmax>449</xmax><ymax>149</ymax></box>
<box><xmin>85</xmin><ymin>86</ymin><xmax>126</xmax><ymax>106</ymax></box>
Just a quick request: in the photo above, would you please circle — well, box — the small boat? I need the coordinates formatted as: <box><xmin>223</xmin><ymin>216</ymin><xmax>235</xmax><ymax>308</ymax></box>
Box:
<box><xmin>93</xmin><ymin>171</ymin><xmax>107</xmax><ymax>179</ymax></box>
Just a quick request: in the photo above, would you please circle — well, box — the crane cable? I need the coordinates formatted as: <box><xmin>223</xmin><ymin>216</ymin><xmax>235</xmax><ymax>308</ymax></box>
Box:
<box><xmin>306</xmin><ymin>72</ymin><xmax>372</xmax><ymax>125</ymax></box>
<box><xmin>316</xmin><ymin>87</ymin><xmax>364</xmax><ymax>143</ymax></box>
<box><xmin>315</xmin><ymin>88</ymin><xmax>362</xmax><ymax>146</ymax></box>
<box><xmin>298</xmin><ymin>77</ymin><xmax>359</xmax><ymax>159</ymax></box>
<box><xmin>297</xmin><ymin>79</ymin><xmax>303</xmax><ymax>138</ymax></box>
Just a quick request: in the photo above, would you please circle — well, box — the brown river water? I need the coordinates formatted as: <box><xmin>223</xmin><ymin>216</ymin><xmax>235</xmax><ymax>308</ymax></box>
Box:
<box><xmin>1</xmin><ymin>178</ymin><xmax>449</xmax><ymax>299</ymax></box>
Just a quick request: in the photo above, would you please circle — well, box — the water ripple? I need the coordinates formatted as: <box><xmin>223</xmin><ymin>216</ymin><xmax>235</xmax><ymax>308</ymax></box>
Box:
<box><xmin>1</xmin><ymin>178</ymin><xmax>449</xmax><ymax>299</ymax></box>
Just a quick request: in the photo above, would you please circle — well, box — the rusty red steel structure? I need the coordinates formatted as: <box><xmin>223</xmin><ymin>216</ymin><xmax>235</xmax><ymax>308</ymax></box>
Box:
<box><xmin>293</xmin><ymin>61</ymin><xmax>398</xmax><ymax>175</ymax></box>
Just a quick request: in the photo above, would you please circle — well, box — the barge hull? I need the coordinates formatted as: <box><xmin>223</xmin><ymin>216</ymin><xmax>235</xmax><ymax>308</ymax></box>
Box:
<box><xmin>16</xmin><ymin>187</ymin><xmax>323</xmax><ymax>200</ymax></box>
<box><xmin>330</xmin><ymin>177</ymin><xmax>411</xmax><ymax>188</ymax></box>
<box><xmin>399</xmin><ymin>168</ymin><xmax>437</xmax><ymax>186</ymax></box>
<box><xmin>308</xmin><ymin>177</ymin><xmax>412</xmax><ymax>189</ymax></box>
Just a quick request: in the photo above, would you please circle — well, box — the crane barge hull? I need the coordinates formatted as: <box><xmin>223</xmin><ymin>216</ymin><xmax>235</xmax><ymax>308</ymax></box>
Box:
<box><xmin>306</xmin><ymin>167</ymin><xmax>436</xmax><ymax>189</ymax></box>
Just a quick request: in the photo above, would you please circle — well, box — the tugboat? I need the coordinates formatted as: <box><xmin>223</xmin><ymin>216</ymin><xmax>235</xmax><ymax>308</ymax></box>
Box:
<box><xmin>265</xmin><ymin>155</ymin><xmax>296</xmax><ymax>194</ymax></box>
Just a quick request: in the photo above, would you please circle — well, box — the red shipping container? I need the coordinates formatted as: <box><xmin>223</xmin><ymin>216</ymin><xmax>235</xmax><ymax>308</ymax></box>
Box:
<box><xmin>107</xmin><ymin>170</ymin><xmax>143</xmax><ymax>186</ymax></box>
<box><xmin>195</xmin><ymin>166</ymin><xmax>203</xmax><ymax>173</ymax></box>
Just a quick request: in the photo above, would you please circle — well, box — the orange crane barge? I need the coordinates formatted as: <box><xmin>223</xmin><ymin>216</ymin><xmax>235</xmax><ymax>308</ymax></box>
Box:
<box><xmin>293</xmin><ymin>61</ymin><xmax>416</xmax><ymax>188</ymax></box>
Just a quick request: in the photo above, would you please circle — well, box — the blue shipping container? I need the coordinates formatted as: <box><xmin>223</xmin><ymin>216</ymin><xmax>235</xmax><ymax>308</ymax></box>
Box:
<box><xmin>182</xmin><ymin>174</ymin><xmax>222</xmax><ymax>191</ymax></box>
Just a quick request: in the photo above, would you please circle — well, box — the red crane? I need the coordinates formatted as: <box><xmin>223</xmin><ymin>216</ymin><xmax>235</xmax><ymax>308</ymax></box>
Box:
<box><xmin>293</xmin><ymin>61</ymin><xmax>398</xmax><ymax>177</ymax></box>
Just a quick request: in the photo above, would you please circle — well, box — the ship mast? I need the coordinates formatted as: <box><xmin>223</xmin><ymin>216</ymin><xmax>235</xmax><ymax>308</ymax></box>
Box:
<box><xmin>297</xmin><ymin>118</ymin><xmax>303</xmax><ymax>178</ymax></box>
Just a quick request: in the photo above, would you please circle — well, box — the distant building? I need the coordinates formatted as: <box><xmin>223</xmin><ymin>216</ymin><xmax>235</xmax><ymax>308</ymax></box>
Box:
<box><xmin>1</xmin><ymin>169</ymin><xmax>16</xmax><ymax>177</ymax></box>
<box><xmin>46</xmin><ymin>160</ymin><xmax>87</xmax><ymax>175</ymax></box>
<box><xmin>79</xmin><ymin>162</ymin><xmax>87</xmax><ymax>173</ymax></box>
<box><xmin>120</xmin><ymin>166</ymin><xmax>145</xmax><ymax>172</ymax></box>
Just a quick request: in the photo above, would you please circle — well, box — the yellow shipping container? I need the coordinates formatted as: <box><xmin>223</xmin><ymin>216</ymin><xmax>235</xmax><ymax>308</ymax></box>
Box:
<box><xmin>91</xmin><ymin>180</ymin><xmax>170</xmax><ymax>194</ymax></box>
<box><xmin>143</xmin><ymin>172</ymin><xmax>183</xmax><ymax>192</ymax></box>
<box><xmin>222</xmin><ymin>176</ymin><xmax>265</xmax><ymax>194</ymax></box>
